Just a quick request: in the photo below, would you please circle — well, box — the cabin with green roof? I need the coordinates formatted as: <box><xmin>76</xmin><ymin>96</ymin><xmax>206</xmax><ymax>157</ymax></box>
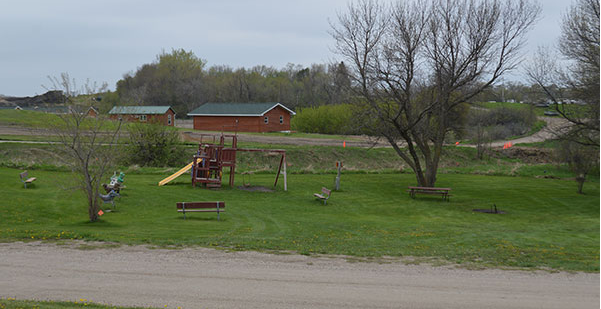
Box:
<box><xmin>108</xmin><ymin>106</ymin><xmax>176</xmax><ymax>126</ymax></box>
<box><xmin>187</xmin><ymin>102</ymin><xmax>295</xmax><ymax>132</ymax></box>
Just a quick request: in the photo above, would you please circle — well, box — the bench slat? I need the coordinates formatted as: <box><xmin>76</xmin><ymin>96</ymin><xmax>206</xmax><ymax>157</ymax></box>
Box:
<box><xmin>408</xmin><ymin>186</ymin><xmax>451</xmax><ymax>191</ymax></box>
<box><xmin>411</xmin><ymin>190</ymin><xmax>447</xmax><ymax>194</ymax></box>
<box><xmin>407</xmin><ymin>186</ymin><xmax>452</xmax><ymax>201</ymax></box>
<box><xmin>177</xmin><ymin>209</ymin><xmax>226</xmax><ymax>213</ymax></box>
<box><xmin>176</xmin><ymin>202</ymin><xmax>225</xmax><ymax>209</ymax></box>
<box><xmin>176</xmin><ymin>201</ymin><xmax>226</xmax><ymax>220</ymax></box>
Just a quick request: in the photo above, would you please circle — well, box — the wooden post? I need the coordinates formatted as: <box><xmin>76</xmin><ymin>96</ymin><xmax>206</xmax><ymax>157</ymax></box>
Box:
<box><xmin>274</xmin><ymin>154</ymin><xmax>284</xmax><ymax>188</ymax></box>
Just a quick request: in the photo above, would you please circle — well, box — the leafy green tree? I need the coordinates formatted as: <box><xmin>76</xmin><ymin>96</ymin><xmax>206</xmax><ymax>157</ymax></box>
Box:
<box><xmin>116</xmin><ymin>49</ymin><xmax>205</xmax><ymax>115</ymax></box>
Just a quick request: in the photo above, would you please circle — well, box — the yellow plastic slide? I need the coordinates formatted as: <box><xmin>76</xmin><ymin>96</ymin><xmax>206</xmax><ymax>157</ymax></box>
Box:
<box><xmin>158</xmin><ymin>158</ymin><xmax>202</xmax><ymax>186</ymax></box>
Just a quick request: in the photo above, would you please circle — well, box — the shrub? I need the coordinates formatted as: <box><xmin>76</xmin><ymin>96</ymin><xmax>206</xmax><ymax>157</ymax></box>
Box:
<box><xmin>466</xmin><ymin>106</ymin><xmax>536</xmax><ymax>140</ymax></box>
<box><xmin>125</xmin><ymin>121</ymin><xmax>186</xmax><ymax>167</ymax></box>
<box><xmin>291</xmin><ymin>104</ymin><xmax>358</xmax><ymax>134</ymax></box>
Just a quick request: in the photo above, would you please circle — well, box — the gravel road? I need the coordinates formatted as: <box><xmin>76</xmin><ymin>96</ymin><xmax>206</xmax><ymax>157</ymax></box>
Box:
<box><xmin>1</xmin><ymin>241</ymin><xmax>598</xmax><ymax>309</ymax></box>
<box><xmin>0</xmin><ymin>116</ymin><xmax>568</xmax><ymax>148</ymax></box>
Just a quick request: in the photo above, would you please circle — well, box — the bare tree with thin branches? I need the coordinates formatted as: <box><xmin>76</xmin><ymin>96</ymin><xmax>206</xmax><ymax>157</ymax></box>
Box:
<box><xmin>525</xmin><ymin>0</ymin><xmax>599</xmax><ymax>147</ymax></box>
<box><xmin>46</xmin><ymin>73</ymin><xmax>123</xmax><ymax>222</ymax></box>
<box><xmin>331</xmin><ymin>0</ymin><xmax>540</xmax><ymax>186</ymax></box>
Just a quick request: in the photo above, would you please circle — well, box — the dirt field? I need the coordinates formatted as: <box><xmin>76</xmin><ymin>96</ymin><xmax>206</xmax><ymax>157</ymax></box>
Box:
<box><xmin>1</xmin><ymin>241</ymin><xmax>598</xmax><ymax>309</ymax></box>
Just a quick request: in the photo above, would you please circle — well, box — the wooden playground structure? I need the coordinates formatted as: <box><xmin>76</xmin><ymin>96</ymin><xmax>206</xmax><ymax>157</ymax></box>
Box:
<box><xmin>159</xmin><ymin>133</ymin><xmax>288</xmax><ymax>191</ymax></box>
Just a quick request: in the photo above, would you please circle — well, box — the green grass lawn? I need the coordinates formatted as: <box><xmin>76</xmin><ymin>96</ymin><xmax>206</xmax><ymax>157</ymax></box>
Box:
<box><xmin>0</xmin><ymin>298</ymin><xmax>153</xmax><ymax>309</ymax></box>
<box><xmin>0</xmin><ymin>109</ymin><xmax>63</xmax><ymax>128</ymax></box>
<box><xmin>1</xmin><ymin>167</ymin><xmax>598</xmax><ymax>271</ymax></box>
<box><xmin>475</xmin><ymin>101</ymin><xmax>589</xmax><ymax>118</ymax></box>
<box><xmin>0</xmin><ymin>110</ymin><xmax>127</xmax><ymax>132</ymax></box>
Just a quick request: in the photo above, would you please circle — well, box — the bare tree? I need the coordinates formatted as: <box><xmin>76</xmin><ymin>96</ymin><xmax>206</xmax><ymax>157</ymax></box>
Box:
<box><xmin>525</xmin><ymin>0</ymin><xmax>600</xmax><ymax>147</ymax></box>
<box><xmin>46</xmin><ymin>73</ymin><xmax>123</xmax><ymax>222</ymax></box>
<box><xmin>557</xmin><ymin>140</ymin><xmax>598</xmax><ymax>194</ymax></box>
<box><xmin>331</xmin><ymin>0</ymin><xmax>540</xmax><ymax>186</ymax></box>
<box><xmin>470</xmin><ymin>109</ymin><xmax>492</xmax><ymax>160</ymax></box>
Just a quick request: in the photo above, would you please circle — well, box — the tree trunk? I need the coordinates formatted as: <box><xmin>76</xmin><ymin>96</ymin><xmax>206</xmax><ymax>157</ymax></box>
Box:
<box><xmin>576</xmin><ymin>175</ymin><xmax>585</xmax><ymax>194</ymax></box>
<box><xmin>88</xmin><ymin>205</ymin><xmax>99</xmax><ymax>222</ymax></box>
<box><xmin>85</xmin><ymin>170</ymin><xmax>99</xmax><ymax>222</ymax></box>
<box><xmin>88</xmin><ymin>194</ymin><xmax>99</xmax><ymax>222</ymax></box>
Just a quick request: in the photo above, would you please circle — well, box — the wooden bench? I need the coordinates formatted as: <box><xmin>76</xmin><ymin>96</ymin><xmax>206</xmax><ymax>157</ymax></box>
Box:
<box><xmin>314</xmin><ymin>187</ymin><xmax>331</xmax><ymax>205</ymax></box>
<box><xmin>407</xmin><ymin>186</ymin><xmax>451</xmax><ymax>201</ymax></box>
<box><xmin>176</xmin><ymin>201</ymin><xmax>225</xmax><ymax>220</ymax></box>
<box><xmin>20</xmin><ymin>171</ymin><xmax>36</xmax><ymax>188</ymax></box>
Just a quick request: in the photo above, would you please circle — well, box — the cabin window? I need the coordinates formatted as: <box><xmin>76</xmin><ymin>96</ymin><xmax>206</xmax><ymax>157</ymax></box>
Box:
<box><xmin>264</xmin><ymin>116</ymin><xmax>268</xmax><ymax>124</ymax></box>
<box><xmin>168</xmin><ymin>114</ymin><xmax>172</xmax><ymax>125</ymax></box>
<box><xmin>140</xmin><ymin>115</ymin><xmax>147</xmax><ymax>121</ymax></box>
<box><xmin>279</xmin><ymin>115</ymin><xmax>284</xmax><ymax>124</ymax></box>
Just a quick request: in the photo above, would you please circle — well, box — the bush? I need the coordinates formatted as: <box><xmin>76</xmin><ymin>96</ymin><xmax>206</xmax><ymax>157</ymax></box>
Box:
<box><xmin>125</xmin><ymin>121</ymin><xmax>186</xmax><ymax>167</ymax></box>
<box><xmin>466</xmin><ymin>106</ymin><xmax>536</xmax><ymax>140</ymax></box>
<box><xmin>291</xmin><ymin>104</ymin><xmax>358</xmax><ymax>134</ymax></box>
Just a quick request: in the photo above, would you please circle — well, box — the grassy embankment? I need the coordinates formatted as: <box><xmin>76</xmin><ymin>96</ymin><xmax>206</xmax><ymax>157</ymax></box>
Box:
<box><xmin>0</xmin><ymin>140</ymin><xmax>594</xmax><ymax>181</ymax></box>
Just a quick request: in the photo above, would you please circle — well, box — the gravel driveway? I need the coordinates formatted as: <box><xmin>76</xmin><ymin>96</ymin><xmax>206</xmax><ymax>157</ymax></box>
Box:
<box><xmin>1</xmin><ymin>241</ymin><xmax>598</xmax><ymax>309</ymax></box>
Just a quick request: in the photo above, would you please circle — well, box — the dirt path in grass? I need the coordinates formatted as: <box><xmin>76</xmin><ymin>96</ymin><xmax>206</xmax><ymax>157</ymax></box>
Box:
<box><xmin>1</xmin><ymin>241</ymin><xmax>598</xmax><ymax>309</ymax></box>
<box><xmin>487</xmin><ymin>116</ymin><xmax>566</xmax><ymax>147</ymax></box>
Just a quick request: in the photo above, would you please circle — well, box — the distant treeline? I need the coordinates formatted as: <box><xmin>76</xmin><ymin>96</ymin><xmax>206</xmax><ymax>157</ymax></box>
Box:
<box><xmin>101</xmin><ymin>49</ymin><xmax>352</xmax><ymax>116</ymax></box>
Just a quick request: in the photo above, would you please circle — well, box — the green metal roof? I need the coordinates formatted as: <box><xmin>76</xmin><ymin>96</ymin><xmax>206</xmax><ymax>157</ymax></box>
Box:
<box><xmin>108</xmin><ymin>106</ymin><xmax>174</xmax><ymax>115</ymax></box>
<box><xmin>187</xmin><ymin>102</ymin><xmax>295</xmax><ymax>116</ymax></box>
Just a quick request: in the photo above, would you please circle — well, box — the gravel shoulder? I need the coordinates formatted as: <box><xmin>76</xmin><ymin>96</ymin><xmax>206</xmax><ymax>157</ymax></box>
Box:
<box><xmin>1</xmin><ymin>241</ymin><xmax>598</xmax><ymax>309</ymax></box>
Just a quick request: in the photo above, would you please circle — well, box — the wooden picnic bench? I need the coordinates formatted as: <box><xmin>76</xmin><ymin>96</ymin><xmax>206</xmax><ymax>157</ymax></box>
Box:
<box><xmin>176</xmin><ymin>201</ymin><xmax>225</xmax><ymax>220</ymax></box>
<box><xmin>407</xmin><ymin>186</ymin><xmax>451</xmax><ymax>201</ymax></box>
<box><xmin>19</xmin><ymin>171</ymin><xmax>36</xmax><ymax>188</ymax></box>
<box><xmin>313</xmin><ymin>187</ymin><xmax>331</xmax><ymax>205</ymax></box>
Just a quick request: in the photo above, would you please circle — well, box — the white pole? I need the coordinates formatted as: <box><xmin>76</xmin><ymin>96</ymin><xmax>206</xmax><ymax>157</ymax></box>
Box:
<box><xmin>283</xmin><ymin>154</ymin><xmax>287</xmax><ymax>191</ymax></box>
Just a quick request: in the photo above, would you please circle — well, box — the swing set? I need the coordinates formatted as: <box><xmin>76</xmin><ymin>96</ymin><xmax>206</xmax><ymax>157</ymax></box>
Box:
<box><xmin>160</xmin><ymin>133</ymin><xmax>288</xmax><ymax>190</ymax></box>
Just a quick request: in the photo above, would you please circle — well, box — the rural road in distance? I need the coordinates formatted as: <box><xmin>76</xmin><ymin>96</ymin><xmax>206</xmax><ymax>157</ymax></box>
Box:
<box><xmin>1</xmin><ymin>241</ymin><xmax>598</xmax><ymax>309</ymax></box>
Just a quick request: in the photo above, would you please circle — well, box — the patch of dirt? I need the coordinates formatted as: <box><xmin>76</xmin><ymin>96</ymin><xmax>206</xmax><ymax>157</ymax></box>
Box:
<box><xmin>491</xmin><ymin>147</ymin><xmax>555</xmax><ymax>163</ymax></box>
<box><xmin>473</xmin><ymin>208</ymin><xmax>507</xmax><ymax>214</ymax></box>
<box><xmin>237</xmin><ymin>185</ymin><xmax>275</xmax><ymax>192</ymax></box>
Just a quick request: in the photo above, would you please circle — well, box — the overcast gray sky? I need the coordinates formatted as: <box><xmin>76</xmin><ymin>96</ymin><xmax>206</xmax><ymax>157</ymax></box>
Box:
<box><xmin>0</xmin><ymin>0</ymin><xmax>572</xmax><ymax>97</ymax></box>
